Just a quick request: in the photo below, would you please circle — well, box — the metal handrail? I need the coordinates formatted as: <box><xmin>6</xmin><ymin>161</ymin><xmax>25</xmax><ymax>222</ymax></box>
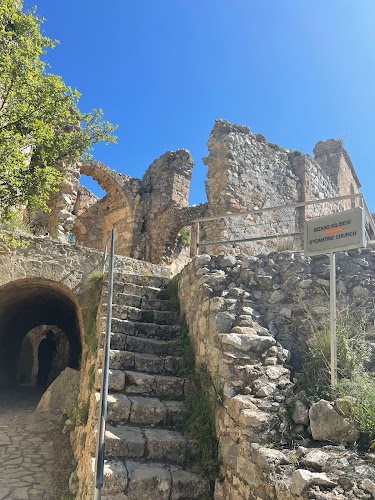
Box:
<box><xmin>94</xmin><ymin>228</ymin><xmax>115</xmax><ymax>500</ymax></box>
<box><xmin>192</xmin><ymin>193</ymin><xmax>375</xmax><ymax>255</ymax></box>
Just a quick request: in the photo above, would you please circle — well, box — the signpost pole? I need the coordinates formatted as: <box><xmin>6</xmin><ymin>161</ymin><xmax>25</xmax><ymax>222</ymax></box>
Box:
<box><xmin>329</xmin><ymin>251</ymin><xmax>337</xmax><ymax>389</ymax></box>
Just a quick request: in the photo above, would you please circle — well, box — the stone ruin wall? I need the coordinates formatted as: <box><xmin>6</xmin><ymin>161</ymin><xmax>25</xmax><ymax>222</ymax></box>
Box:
<box><xmin>177</xmin><ymin>247</ymin><xmax>375</xmax><ymax>500</ymax></box>
<box><xmin>200</xmin><ymin>121</ymin><xmax>361</xmax><ymax>256</ymax></box>
<box><xmin>36</xmin><ymin>119</ymin><xmax>362</xmax><ymax>264</ymax></box>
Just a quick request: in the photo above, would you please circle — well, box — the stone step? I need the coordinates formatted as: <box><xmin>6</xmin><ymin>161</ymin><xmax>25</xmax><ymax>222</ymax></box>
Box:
<box><xmin>112</xmin><ymin>281</ymin><xmax>165</xmax><ymax>299</ymax></box>
<box><xmin>97</xmin><ymin>370</ymin><xmax>186</xmax><ymax>399</ymax></box>
<box><xmin>116</xmin><ymin>282</ymin><xmax>172</xmax><ymax>301</ymax></box>
<box><xmin>109</xmin><ymin>350</ymin><xmax>183</xmax><ymax>376</ymax></box>
<box><xmin>106</xmin><ymin>291</ymin><xmax>173</xmax><ymax>311</ymax></box>
<box><xmin>105</xmin><ymin>425</ymin><xmax>190</xmax><ymax>465</ymax></box>
<box><xmin>113</xmin><ymin>272</ymin><xmax>170</xmax><ymax>289</ymax></box>
<box><xmin>94</xmin><ymin>393</ymin><xmax>187</xmax><ymax>427</ymax></box>
<box><xmin>111</xmin><ymin>318</ymin><xmax>180</xmax><ymax>341</ymax></box>
<box><xmin>110</xmin><ymin>333</ymin><xmax>178</xmax><ymax>357</ymax></box>
<box><xmin>124</xmin><ymin>371</ymin><xmax>186</xmax><ymax>399</ymax></box>
<box><xmin>102</xmin><ymin>460</ymin><xmax>210</xmax><ymax>500</ymax></box>
<box><xmin>110</xmin><ymin>304</ymin><xmax>178</xmax><ymax>325</ymax></box>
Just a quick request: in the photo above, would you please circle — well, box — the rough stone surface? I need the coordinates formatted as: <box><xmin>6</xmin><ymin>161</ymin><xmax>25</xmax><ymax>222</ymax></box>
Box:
<box><xmin>309</xmin><ymin>400</ymin><xmax>360</xmax><ymax>444</ymax></box>
<box><xmin>36</xmin><ymin>367</ymin><xmax>80</xmax><ymax>415</ymax></box>
<box><xmin>28</xmin><ymin>119</ymin><xmax>360</xmax><ymax>264</ymax></box>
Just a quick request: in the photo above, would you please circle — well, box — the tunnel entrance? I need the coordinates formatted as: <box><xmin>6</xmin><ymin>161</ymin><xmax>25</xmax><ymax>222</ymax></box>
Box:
<box><xmin>17</xmin><ymin>325</ymin><xmax>70</xmax><ymax>387</ymax></box>
<box><xmin>0</xmin><ymin>279</ymin><xmax>82</xmax><ymax>389</ymax></box>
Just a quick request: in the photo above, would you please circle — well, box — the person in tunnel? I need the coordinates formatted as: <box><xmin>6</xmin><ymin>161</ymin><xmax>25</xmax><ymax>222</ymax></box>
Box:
<box><xmin>36</xmin><ymin>331</ymin><xmax>56</xmax><ymax>388</ymax></box>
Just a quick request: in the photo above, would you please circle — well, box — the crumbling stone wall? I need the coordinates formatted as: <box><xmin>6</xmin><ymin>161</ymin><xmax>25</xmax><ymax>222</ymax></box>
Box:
<box><xmin>133</xmin><ymin>149</ymin><xmax>194</xmax><ymax>263</ymax></box>
<box><xmin>177</xmin><ymin>248</ymin><xmax>375</xmax><ymax>499</ymax></box>
<box><xmin>35</xmin><ymin>120</ymin><xmax>363</xmax><ymax>264</ymax></box>
<box><xmin>199</xmin><ymin>120</ymin><xmax>361</xmax><ymax>255</ymax></box>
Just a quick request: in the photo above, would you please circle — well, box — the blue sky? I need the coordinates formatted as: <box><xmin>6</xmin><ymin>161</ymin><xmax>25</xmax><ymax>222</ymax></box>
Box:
<box><xmin>25</xmin><ymin>0</ymin><xmax>375</xmax><ymax>209</ymax></box>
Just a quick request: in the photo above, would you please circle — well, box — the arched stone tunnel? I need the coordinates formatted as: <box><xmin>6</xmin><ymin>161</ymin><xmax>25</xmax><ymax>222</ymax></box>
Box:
<box><xmin>0</xmin><ymin>278</ymin><xmax>82</xmax><ymax>389</ymax></box>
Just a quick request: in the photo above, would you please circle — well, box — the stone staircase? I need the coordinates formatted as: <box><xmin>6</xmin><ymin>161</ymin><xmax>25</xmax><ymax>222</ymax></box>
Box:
<box><xmin>96</xmin><ymin>272</ymin><xmax>211</xmax><ymax>500</ymax></box>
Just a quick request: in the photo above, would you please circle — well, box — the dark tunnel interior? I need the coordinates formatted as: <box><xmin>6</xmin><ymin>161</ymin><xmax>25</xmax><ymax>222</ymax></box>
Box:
<box><xmin>0</xmin><ymin>279</ymin><xmax>81</xmax><ymax>388</ymax></box>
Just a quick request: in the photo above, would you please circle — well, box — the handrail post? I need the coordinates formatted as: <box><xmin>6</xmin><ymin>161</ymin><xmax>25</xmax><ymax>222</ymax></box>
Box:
<box><xmin>94</xmin><ymin>227</ymin><xmax>115</xmax><ymax>500</ymax></box>
<box><xmin>194</xmin><ymin>221</ymin><xmax>200</xmax><ymax>257</ymax></box>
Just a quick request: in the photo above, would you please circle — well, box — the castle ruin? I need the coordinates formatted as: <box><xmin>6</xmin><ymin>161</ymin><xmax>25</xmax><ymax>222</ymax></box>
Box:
<box><xmin>1</xmin><ymin>120</ymin><xmax>375</xmax><ymax>500</ymax></box>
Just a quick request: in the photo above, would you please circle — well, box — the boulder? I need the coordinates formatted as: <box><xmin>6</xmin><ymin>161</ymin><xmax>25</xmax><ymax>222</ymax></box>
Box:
<box><xmin>309</xmin><ymin>400</ymin><xmax>359</xmax><ymax>444</ymax></box>
<box><xmin>36</xmin><ymin>367</ymin><xmax>80</xmax><ymax>415</ymax></box>
<box><xmin>291</xmin><ymin>469</ymin><xmax>336</xmax><ymax>496</ymax></box>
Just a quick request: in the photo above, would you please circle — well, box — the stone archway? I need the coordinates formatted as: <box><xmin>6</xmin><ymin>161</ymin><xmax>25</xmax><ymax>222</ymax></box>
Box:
<box><xmin>17</xmin><ymin>325</ymin><xmax>70</xmax><ymax>387</ymax></box>
<box><xmin>0</xmin><ymin>278</ymin><xmax>82</xmax><ymax>388</ymax></box>
<box><xmin>72</xmin><ymin>160</ymin><xmax>136</xmax><ymax>255</ymax></box>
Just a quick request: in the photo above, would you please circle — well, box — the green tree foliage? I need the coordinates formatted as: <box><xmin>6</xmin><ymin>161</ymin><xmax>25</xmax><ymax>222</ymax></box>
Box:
<box><xmin>0</xmin><ymin>1</ymin><xmax>117</xmax><ymax>222</ymax></box>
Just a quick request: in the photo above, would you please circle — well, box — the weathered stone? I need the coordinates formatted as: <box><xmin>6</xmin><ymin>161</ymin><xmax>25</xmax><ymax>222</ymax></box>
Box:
<box><xmin>221</xmin><ymin>333</ymin><xmax>276</xmax><ymax>352</ymax></box>
<box><xmin>102</xmin><ymin>461</ymin><xmax>128</xmax><ymax>496</ymax></box>
<box><xmin>216</xmin><ymin>312</ymin><xmax>236</xmax><ymax>333</ymax></box>
<box><xmin>279</xmin><ymin>307</ymin><xmax>292</xmax><ymax>318</ymax></box>
<box><xmin>302</xmin><ymin>449</ymin><xmax>330</xmax><ymax>471</ymax></box>
<box><xmin>250</xmin><ymin>444</ymin><xmax>288</xmax><ymax>472</ymax></box>
<box><xmin>36</xmin><ymin>367</ymin><xmax>79</xmax><ymax>415</ymax></box>
<box><xmin>105</xmin><ymin>425</ymin><xmax>145</xmax><ymax>458</ymax></box>
<box><xmin>309</xmin><ymin>400</ymin><xmax>360</xmax><ymax>444</ymax></box>
<box><xmin>291</xmin><ymin>469</ymin><xmax>336</xmax><ymax>496</ymax></box>
<box><xmin>129</xmin><ymin>396</ymin><xmax>167</xmax><ymax>425</ymax></box>
<box><xmin>220</xmin><ymin>255</ymin><xmax>237</xmax><ymax>267</ymax></box>
<box><xmin>126</xmin><ymin>461</ymin><xmax>171</xmax><ymax>500</ymax></box>
<box><xmin>292</xmin><ymin>400</ymin><xmax>309</xmax><ymax>426</ymax></box>
<box><xmin>170</xmin><ymin>466</ymin><xmax>210</xmax><ymax>499</ymax></box>
<box><xmin>145</xmin><ymin>429</ymin><xmax>187</xmax><ymax>464</ymax></box>
<box><xmin>362</xmin><ymin>478</ymin><xmax>375</xmax><ymax>497</ymax></box>
<box><xmin>268</xmin><ymin>290</ymin><xmax>285</xmax><ymax>303</ymax></box>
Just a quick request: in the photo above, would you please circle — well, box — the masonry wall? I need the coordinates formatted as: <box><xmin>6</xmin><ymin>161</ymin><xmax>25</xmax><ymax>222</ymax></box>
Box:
<box><xmin>199</xmin><ymin>121</ymin><xmax>362</xmax><ymax>256</ymax></box>
<box><xmin>33</xmin><ymin>120</ymin><xmax>363</xmax><ymax>264</ymax></box>
<box><xmin>177</xmin><ymin>248</ymin><xmax>375</xmax><ymax>500</ymax></box>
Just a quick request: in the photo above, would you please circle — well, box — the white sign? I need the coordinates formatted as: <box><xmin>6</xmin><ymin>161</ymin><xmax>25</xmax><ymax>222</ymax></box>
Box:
<box><xmin>304</xmin><ymin>207</ymin><xmax>366</xmax><ymax>257</ymax></box>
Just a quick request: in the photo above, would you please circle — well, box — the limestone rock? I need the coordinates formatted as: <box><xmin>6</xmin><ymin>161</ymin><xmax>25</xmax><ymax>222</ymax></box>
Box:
<box><xmin>292</xmin><ymin>400</ymin><xmax>309</xmax><ymax>426</ymax></box>
<box><xmin>291</xmin><ymin>469</ymin><xmax>336</xmax><ymax>496</ymax></box>
<box><xmin>220</xmin><ymin>255</ymin><xmax>237</xmax><ymax>267</ymax></box>
<box><xmin>302</xmin><ymin>450</ymin><xmax>330</xmax><ymax>471</ymax></box>
<box><xmin>221</xmin><ymin>333</ymin><xmax>276</xmax><ymax>352</ymax></box>
<box><xmin>36</xmin><ymin>367</ymin><xmax>79</xmax><ymax>415</ymax></box>
<box><xmin>362</xmin><ymin>478</ymin><xmax>375</xmax><ymax>497</ymax></box>
<box><xmin>309</xmin><ymin>400</ymin><xmax>360</xmax><ymax>444</ymax></box>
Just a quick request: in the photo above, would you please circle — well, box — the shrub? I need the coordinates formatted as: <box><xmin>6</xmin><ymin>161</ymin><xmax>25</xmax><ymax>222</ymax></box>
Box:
<box><xmin>184</xmin><ymin>365</ymin><xmax>221</xmax><ymax>478</ymax></box>
<box><xmin>177</xmin><ymin>228</ymin><xmax>190</xmax><ymax>248</ymax></box>
<box><xmin>297</xmin><ymin>300</ymin><xmax>375</xmax><ymax>444</ymax></box>
<box><xmin>81</xmin><ymin>269</ymin><xmax>104</xmax><ymax>357</ymax></box>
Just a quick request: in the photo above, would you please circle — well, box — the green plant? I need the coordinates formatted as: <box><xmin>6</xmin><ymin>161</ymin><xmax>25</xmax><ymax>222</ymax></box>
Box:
<box><xmin>0</xmin><ymin>1</ymin><xmax>117</xmax><ymax>225</ymax></box>
<box><xmin>285</xmin><ymin>401</ymin><xmax>297</xmax><ymax>423</ymax></box>
<box><xmin>87</xmin><ymin>363</ymin><xmax>96</xmax><ymax>391</ymax></box>
<box><xmin>177</xmin><ymin>228</ymin><xmax>190</xmax><ymax>248</ymax></box>
<box><xmin>338</xmin><ymin>373</ymin><xmax>375</xmax><ymax>442</ymax></box>
<box><xmin>138</xmin><ymin>275</ymin><xmax>151</xmax><ymax>286</ymax></box>
<box><xmin>299</xmin><ymin>303</ymin><xmax>370</xmax><ymax>401</ymax></box>
<box><xmin>296</xmin><ymin>300</ymin><xmax>375</xmax><ymax>445</ymax></box>
<box><xmin>161</xmin><ymin>283</ymin><xmax>220</xmax><ymax>477</ymax></box>
<box><xmin>292</xmin><ymin>150</ymin><xmax>302</xmax><ymax>156</ymax></box>
<box><xmin>176</xmin><ymin>318</ymin><xmax>196</xmax><ymax>377</ymax></box>
<box><xmin>184</xmin><ymin>365</ymin><xmax>221</xmax><ymax>477</ymax></box>
<box><xmin>63</xmin><ymin>399</ymin><xmax>90</xmax><ymax>431</ymax></box>
<box><xmin>81</xmin><ymin>269</ymin><xmax>103</xmax><ymax>357</ymax></box>
<box><xmin>80</xmin><ymin>431</ymin><xmax>87</xmax><ymax>447</ymax></box>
